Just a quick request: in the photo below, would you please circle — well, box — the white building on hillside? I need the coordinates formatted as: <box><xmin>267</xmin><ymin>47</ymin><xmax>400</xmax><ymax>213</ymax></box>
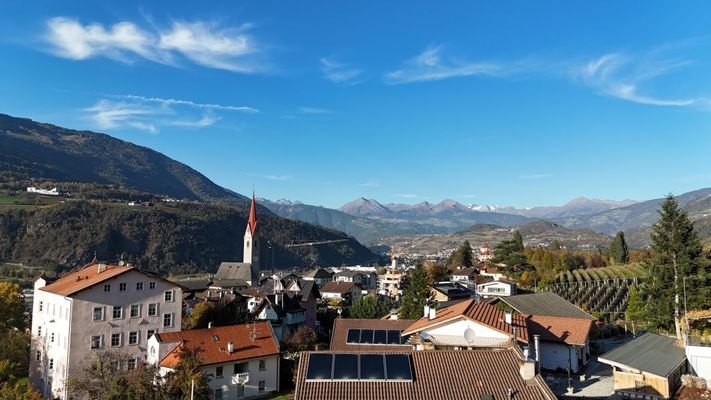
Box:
<box><xmin>29</xmin><ymin>262</ymin><xmax>183</xmax><ymax>399</ymax></box>
<box><xmin>148</xmin><ymin>322</ymin><xmax>280</xmax><ymax>399</ymax></box>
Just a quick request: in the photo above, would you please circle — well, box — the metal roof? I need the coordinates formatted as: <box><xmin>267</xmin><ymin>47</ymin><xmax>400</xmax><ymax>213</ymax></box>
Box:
<box><xmin>498</xmin><ymin>292</ymin><xmax>595</xmax><ymax>320</ymax></box>
<box><xmin>598</xmin><ymin>332</ymin><xmax>686</xmax><ymax>378</ymax></box>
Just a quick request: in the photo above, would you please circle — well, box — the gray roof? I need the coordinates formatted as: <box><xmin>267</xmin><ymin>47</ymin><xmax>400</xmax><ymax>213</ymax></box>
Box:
<box><xmin>499</xmin><ymin>292</ymin><xmax>595</xmax><ymax>320</ymax></box>
<box><xmin>303</xmin><ymin>268</ymin><xmax>333</xmax><ymax>279</ymax></box>
<box><xmin>211</xmin><ymin>279</ymin><xmax>249</xmax><ymax>289</ymax></box>
<box><xmin>176</xmin><ymin>278</ymin><xmax>212</xmax><ymax>292</ymax></box>
<box><xmin>334</xmin><ymin>270</ymin><xmax>364</xmax><ymax>278</ymax></box>
<box><xmin>599</xmin><ymin>333</ymin><xmax>686</xmax><ymax>378</ymax></box>
<box><xmin>216</xmin><ymin>262</ymin><xmax>257</xmax><ymax>284</ymax></box>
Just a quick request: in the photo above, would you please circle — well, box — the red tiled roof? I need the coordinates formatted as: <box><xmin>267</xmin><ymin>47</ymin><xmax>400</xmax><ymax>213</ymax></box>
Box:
<box><xmin>402</xmin><ymin>299</ymin><xmax>528</xmax><ymax>343</ymax></box>
<box><xmin>294</xmin><ymin>349</ymin><xmax>556</xmax><ymax>400</ymax></box>
<box><xmin>321</xmin><ymin>281</ymin><xmax>360</xmax><ymax>294</ymax></box>
<box><xmin>526</xmin><ymin>315</ymin><xmax>593</xmax><ymax>346</ymax></box>
<box><xmin>330</xmin><ymin>318</ymin><xmax>416</xmax><ymax>352</ymax></box>
<box><xmin>247</xmin><ymin>192</ymin><xmax>258</xmax><ymax>235</ymax></box>
<box><xmin>157</xmin><ymin>322</ymin><xmax>279</xmax><ymax>368</ymax></box>
<box><xmin>40</xmin><ymin>263</ymin><xmax>134</xmax><ymax>296</ymax></box>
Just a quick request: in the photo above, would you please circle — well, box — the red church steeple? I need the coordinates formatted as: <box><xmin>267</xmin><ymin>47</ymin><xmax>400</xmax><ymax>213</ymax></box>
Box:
<box><xmin>247</xmin><ymin>191</ymin><xmax>258</xmax><ymax>235</ymax></box>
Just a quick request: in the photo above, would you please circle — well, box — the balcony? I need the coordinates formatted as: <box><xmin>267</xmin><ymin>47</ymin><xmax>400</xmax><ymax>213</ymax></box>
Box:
<box><xmin>232</xmin><ymin>372</ymin><xmax>249</xmax><ymax>384</ymax></box>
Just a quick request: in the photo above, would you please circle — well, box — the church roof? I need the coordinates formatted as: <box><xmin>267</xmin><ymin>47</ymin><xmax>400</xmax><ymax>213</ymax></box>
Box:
<box><xmin>247</xmin><ymin>192</ymin><xmax>258</xmax><ymax>235</ymax></box>
<box><xmin>216</xmin><ymin>262</ymin><xmax>256</xmax><ymax>284</ymax></box>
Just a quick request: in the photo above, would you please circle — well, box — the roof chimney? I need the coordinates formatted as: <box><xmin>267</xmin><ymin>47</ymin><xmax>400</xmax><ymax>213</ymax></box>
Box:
<box><xmin>227</xmin><ymin>341</ymin><xmax>234</xmax><ymax>353</ymax></box>
<box><xmin>533</xmin><ymin>334</ymin><xmax>541</xmax><ymax>373</ymax></box>
<box><xmin>428</xmin><ymin>305</ymin><xmax>436</xmax><ymax>320</ymax></box>
<box><xmin>504</xmin><ymin>311</ymin><xmax>512</xmax><ymax>325</ymax></box>
<box><xmin>97</xmin><ymin>263</ymin><xmax>107</xmax><ymax>274</ymax></box>
<box><xmin>208</xmin><ymin>322</ymin><xmax>213</xmax><ymax>329</ymax></box>
<box><xmin>519</xmin><ymin>359</ymin><xmax>536</xmax><ymax>381</ymax></box>
<box><xmin>423</xmin><ymin>305</ymin><xmax>430</xmax><ymax>319</ymax></box>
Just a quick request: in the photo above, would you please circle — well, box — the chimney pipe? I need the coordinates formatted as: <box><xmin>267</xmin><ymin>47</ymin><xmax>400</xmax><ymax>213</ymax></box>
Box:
<box><xmin>424</xmin><ymin>305</ymin><xmax>430</xmax><ymax>319</ymax></box>
<box><xmin>504</xmin><ymin>311</ymin><xmax>512</xmax><ymax>325</ymax></box>
<box><xmin>227</xmin><ymin>341</ymin><xmax>234</xmax><ymax>353</ymax></box>
<box><xmin>533</xmin><ymin>334</ymin><xmax>541</xmax><ymax>373</ymax></box>
<box><xmin>428</xmin><ymin>305</ymin><xmax>436</xmax><ymax>320</ymax></box>
<box><xmin>208</xmin><ymin>322</ymin><xmax>213</xmax><ymax>329</ymax></box>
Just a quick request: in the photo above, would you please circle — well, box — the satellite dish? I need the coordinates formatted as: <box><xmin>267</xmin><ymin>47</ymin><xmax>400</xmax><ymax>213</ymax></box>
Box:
<box><xmin>464</xmin><ymin>328</ymin><xmax>476</xmax><ymax>345</ymax></box>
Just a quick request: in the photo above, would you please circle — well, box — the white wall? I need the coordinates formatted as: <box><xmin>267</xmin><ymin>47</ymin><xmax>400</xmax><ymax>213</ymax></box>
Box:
<box><xmin>476</xmin><ymin>282</ymin><xmax>514</xmax><ymax>297</ymax></box>
<box><xmin>539</xmin><ymin>342</ymin><xmax>580</xmax><ymax>373</ymax></box>
<box><xmin>426</xmin><ymin>319</ymin><xmax>510</xmax><ymax>340</ymax></box>
<box><xmin>687</xmin><ymin>344</ymin><xmax>711</xmax><ymax>382</ymax></box>
<box><xmin>204</xmin><ymin>356</ymin><xmax>279</xmax><ymax>399</ymax></box>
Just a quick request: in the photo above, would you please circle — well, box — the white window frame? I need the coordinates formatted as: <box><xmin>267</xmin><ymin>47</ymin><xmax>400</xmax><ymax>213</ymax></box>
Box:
<box><xmin>136</xmin><ymin>282</ymin><xmax>144</xmax><ymax>291</ymax></box>
<box><xmin>148</xmin><ymin>303</ymin><xmax>159</xmax><ymax>317</ymax></box>
<box><xmin>259</xmin><ymin>359</ymin><xmax>266</xmax><ymax>371</ymax></box>
<box><xmin>90</xmin><ymin>335</ymin><xmax>104</xmax><ymax>350</ymax></box>
<box><xmin>163</xmin><ymin>313</ymin><xmax>173</xmax><ymax>328</ymax></box>
<box><xmin>111</xmin><ymin>333</ymin><xmax>122</xmax><ymax>347</ymax></box>
<box><xmin>119</xmin><ymin>282</ymin><xmax>127</xmax><ymax>292</ymax></box>
<box><xmin>128</xmin><ymin>331</ymin><xmax>139</xmax><ymax>345</ymax></box>
<box><xmin>164</xmin><ymin>290</ymin><xmax>174</xmax><ymax>302</ymax></box>
<box><xmin>112</xmin><ymin>306</ymin><xmax>123</xmax><ymax>320</ymax></box>
<box><xmin>147</xmin><ymin>329</ymin><xmax>157</xmax><ymax>339</ymax></box>
<box><xmin>127</xmin><ymin>358</ymin><xmax>137</xmax><ymax>370</ymax></box>
<box><xmin>93</xmin><ymin>307</ymin><xmax>105</xmax><ymax>321</ymax></box>
<box><xmin>130</xmin><ymin>304</ymin><xmax>141</xmax><ymax>318</ymax></box>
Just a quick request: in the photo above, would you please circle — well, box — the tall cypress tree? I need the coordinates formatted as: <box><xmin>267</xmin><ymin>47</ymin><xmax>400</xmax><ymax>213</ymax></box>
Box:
<box><xmin>644</xmin><ymin>194</ymin><xmax>709</xmax><ymax>335</ymax></box>
<box><xmin>399</xmin><ymin>262</ymin><xmax>432</xmax><ymax>320</ymax></box>
<box><xmin>609</xmin><ymin>231</ymin><xmax>629</xmax><ymax>264</ymax></box>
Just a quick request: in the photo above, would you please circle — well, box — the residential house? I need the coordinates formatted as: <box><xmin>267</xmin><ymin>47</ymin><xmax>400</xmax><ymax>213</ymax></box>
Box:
<box><xmin>479</xmin><ymin>265</ymin><xmax>505</xmax><ymax>281</ymax></box>
<box><xmin>526</xmin><ymin>315</ymin><xmax>594</xmax><ymax>373</ymax></box>
<box><xmin>476</xmin><ymin>279</ymin><xmax>517</xmax><ymax>298</ymax></box>
<box><xmin>402</xmin><ymin>299</ymin><xmax>528</xmax><ymax>350</ymax></box>
<box><xmin>449</xmin><ymin>267</ymin><xmax>478</xmax><ymax>283</ymax></box>
<box><xmin>285</xmin><ymin>279</ymin><xmax>320</xmax><ymax>329</ymax></box>
<box><xmin>598</xmin><ymin>333</ymin><xmax>687</xmax><ymax>399</ymax></box>
<box><xmin>320</xmin><ymin>282</ymin><xmax>362</xmax><ymax>305</ymax></box>
<box><xmin>478</xmin><ymin>242</ymin><xmax>494</xmax><ymax>262</ymax></box>
<box><xmin>302</xmin><ymin>268</ymin><xmax>334</xmax><ymax>287</ymax></box>
<box><xmin>250</xmin><ymin>292</ymin><xmax>307</xmax><ymax>342</ymax></box>
<box><xmin>377</xmin><ymin>270</ymin><xmax>404</xmax><ymax>299</ymax></box>
<box><xmin>293</xmin><ymin>349</ymin><xmax>557</xmax><ymax>400</ymax></box>
<box><xmin>430</xmin><ymin>282</ymin><xmax>475</xmax><ymax>303</ymax></box>
<box><xmin>148</xmin><ymin>322</ymin><xmax>280</xmax><ymax>400</ymax></box>
<box><xmin>333</xmin><ymin>271</ymin><xmax>371</xmax><ymax>288</ymax></box>
<box><xmin>329</xmin><ymin>318</ymin><xmax>416</xmax><ymax>352</ymax></box>
<box><xmin>493</xmin><ymin>292</ymin><xmax>596</xmax><ymax>321</ymax></box>
<box><xmin>29</xmin><ymin>262</ymin><xmax>183</xmax><ymax>399</ymax></box>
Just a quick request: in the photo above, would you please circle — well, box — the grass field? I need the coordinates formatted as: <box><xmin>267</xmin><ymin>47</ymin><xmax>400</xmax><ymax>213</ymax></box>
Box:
<box><xmin>0</xmin><ymin>191</ymin><xmax>64</xmax><ymax>209</ymax></box>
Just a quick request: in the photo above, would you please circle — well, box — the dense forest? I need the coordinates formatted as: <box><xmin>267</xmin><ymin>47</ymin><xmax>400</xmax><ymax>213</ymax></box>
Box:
<box><xmin>0</xmin><ymin>200</ymin><xmax>376</xmax><ymax>275</ymax></box>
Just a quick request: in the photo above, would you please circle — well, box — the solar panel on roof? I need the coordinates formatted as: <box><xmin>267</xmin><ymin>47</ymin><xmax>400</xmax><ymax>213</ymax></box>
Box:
<box><xmin>373</xmin><ymin>329</ymin><xmax>387</xmax><ymax>344</ymax></box>
<box><xmin>359</xmin><ymin>329</ymin><xmax>374</xmax><ymax>344</ymax></box>
<box><xmin>346</xmin><ymin>329</ymin><xmax>360</xmax><ymax>344</ymax></box>
<box><xmin>359</xmin><ymin>354</ymin><xmax>385</xmax><ymax>380</ymax></box>
<box><xmin>386</xmin><ymin>330</ymin><xmax>400</xmax><ymax>344</ymax></box>
<box><xmin>306</xmin><ymin>353</ymin><xmax>333</xmax><ymax>380</ymax></box>
<box><xmin>332</xmin><ymin>354</ymin><xmax>359</xmax><ymax>380</ymax></box>
<box><xmin>385</xmin><ymin>354</ymin><xmax>413</xmax><ymax>381</ymax></box>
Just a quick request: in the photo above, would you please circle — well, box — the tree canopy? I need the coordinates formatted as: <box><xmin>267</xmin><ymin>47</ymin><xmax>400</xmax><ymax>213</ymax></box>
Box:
<box><xmin>349</xmin><ymin>295</ymin><xmax>393</xmax><ymax>319</ymax></box>
<box><xmin>491</xmin><ymin>231</ymin><xmax>526</xmax><ymax>267</ymax></box>
<box><xmin>446</xmin><ymin>241</ymin><xmax>474</xmax><ymax>269</ymax></box>
<box><xmin>399</xmin><ymin>262</ymin><xmax>432</xmax><ymax>320</ymax></box>
<box><xmin>609</xmin><ymin>231</ymin><xmax>629</xmax><ymax>264</ymax></box>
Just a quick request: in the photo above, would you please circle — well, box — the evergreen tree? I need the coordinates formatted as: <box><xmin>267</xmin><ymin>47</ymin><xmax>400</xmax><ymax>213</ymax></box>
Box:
<box><xmin>399</xmin><ymin>262</ymin><xmax>432</xmax><ymax>320</ymax></box>
<box><xmin>643</xmin><ymin>195</ymin><xmax>710</xmax><ymax>334</ymax></box>
<box><xmin>350</xmin><ymin>295</ymin><xmax>392</xmax><ymax>319</ymax></box>
<box><xmin>625</xmin><ymin>285</ymin><xmax>644</xmax><ymax>324</ymax></box>
<box><xmin>492</xmin><ymin>231</ymin><xmax>526</xmax><ymax>267</ymax></box>
<box><xmin>427</xmin><ymin>262</ymin><xmax>450</xmax><ymax>283</ymax></box>
<box><xmin>609</xmin><ymin>231</ymin><xmax>629</xmax><ymax>264</ymax></box>
<box><xmin>446</xmin><ymin>241</ymin><xmax>474</xmax><ymax>269</ymax></box>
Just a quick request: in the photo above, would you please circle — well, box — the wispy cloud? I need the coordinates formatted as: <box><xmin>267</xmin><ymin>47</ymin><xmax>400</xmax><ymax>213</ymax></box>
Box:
<box><xmin>297</xmin><ymin>106</ymin><xmax>332</xmax><ymax>115</ymax></box>
<box><xmin>84</xmin><ymin>94</ymin><xmax>256</xmax><ymax>133</ymax></box>
<box><xmin>385</xmin><ymin>45</ymin><xmax>511</xmax><ymax>84</ymax></box>
<box><xmin>246</xmin><ymin>172</ymin><xmax>294</xmax><ymax>181</ymax></box>
<box><xmin>320</xmin><ymin>57</ymin><xmax>363</xmax><ymax>84</ymax></box>
<box><xmin>45</xmin><ymin>17</ymin><xmax>268</xmax><ymax>73</ymax></box>
<box><xmin>575</xmin><ymin>51</ymin><xmax>704</xmax><ymax>107</ymax></box>
<box><xmin>520</xmin><ymin>173</ymin><xmax>552</xmax><ymax>180</ymax></box>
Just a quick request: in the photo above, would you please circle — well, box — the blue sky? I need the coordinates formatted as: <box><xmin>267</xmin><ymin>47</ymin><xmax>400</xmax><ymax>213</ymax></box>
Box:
<box><xmin>1</xmin><ymin>1</ymin><xmax>711</xmax><ymax>208</ymax></box>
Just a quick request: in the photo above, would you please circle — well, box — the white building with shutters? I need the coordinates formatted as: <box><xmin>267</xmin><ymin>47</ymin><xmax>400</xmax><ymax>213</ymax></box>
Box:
<box><xmin>29</xmin><ymin>262</ymin><xmax>183</xmax><ymax>399</ymax></box>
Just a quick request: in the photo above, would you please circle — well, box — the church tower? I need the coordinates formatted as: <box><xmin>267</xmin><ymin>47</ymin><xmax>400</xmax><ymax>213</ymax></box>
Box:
<box><xmin>243</xmin><ymin>192</ymin><xmax>260</xmax><ymax>270</ymax></box>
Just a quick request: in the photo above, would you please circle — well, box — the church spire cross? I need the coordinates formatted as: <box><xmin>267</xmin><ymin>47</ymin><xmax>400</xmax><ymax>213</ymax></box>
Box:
<box><xmin>248</xmin><ymin>191</ymin><xmax>258</xmax><ymax>235</ymax></box>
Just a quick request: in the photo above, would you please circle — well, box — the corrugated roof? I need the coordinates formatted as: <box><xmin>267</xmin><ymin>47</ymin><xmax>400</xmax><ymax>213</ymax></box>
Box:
<box><xmin>156</xmin><ymin>322</ymin><xmax>279</xmax><ymax>368</ymax></box>
<box><xmin>499</xmin><ymin>292</ymin><xmax>595</xmax><ymax>320</ymax></box>
<box><xmin>294</xmin><ymin>349</ymin><xmax>556</xmax><ymax>400</ymax></box>
<box><xmin>40</xmin><ymin>263</ymin><xmax>134</xmax><ymax>296</ymax></box>
<box><xmin>330</xmin><ymin>318</ymin><xmax>416</xmax><ymax>352</ymax></box>
<box><xmin>526</xmin><ymin>315</ymin><xmax>593</xmax><ymax>346</ymax></box>
<box><xmin>598</xmin><ymin>332</ymin><xmax>686</xmax><ymax>378</ymax></box>
<box><xmin>402</xmin><ymin>299</ymin><xmax>528</xmax><ymax>343</ymax></box>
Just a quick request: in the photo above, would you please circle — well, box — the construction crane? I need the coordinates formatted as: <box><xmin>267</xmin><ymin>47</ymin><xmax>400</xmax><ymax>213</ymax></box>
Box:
<box><xmin>284</xmin><ymin>239</ymin><xmax>350</xmax><ymax>248</ymax></box>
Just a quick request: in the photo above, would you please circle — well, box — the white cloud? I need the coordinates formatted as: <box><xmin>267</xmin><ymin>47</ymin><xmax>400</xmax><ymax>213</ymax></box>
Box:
<box><xmin>84</xmin><ymin>94</ymin><xmax>256</xmax><ymax>133</ymax></box>
<box><xmin>385</xmin><ymin>45</ymin><xmax>505</xmax><ymax>84</ymax></box>
<box><xmin>246</xmin><ymin>172</ymin><xmax>294</xmax><ymax>181</ymax></box>
<box><xmin>320</xmin><ymin>57</ymin><xmax>363</xmax><ymax>84</ymax></box>
<box><xmin>45</xmin><ymin>17</ymin><xmax>267</xmax><ymax>73</ymax></box>
<box><xmin>297</xmin><ymin>106</ymin><xmax>332</xmax><ymax>115</ymax></box>
<box><xmin>576</xmin><ymin>52</ymin><xmax>703</xmax><ymax>107</ymax></box>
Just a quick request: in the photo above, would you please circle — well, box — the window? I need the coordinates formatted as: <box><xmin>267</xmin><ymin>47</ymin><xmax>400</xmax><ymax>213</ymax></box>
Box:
<box><xmin>50</xmin><ymin>332</ymin><xmax>55</xmax><ymax>343</ymax></box>
<box><xmin>149</xmin><ymin>282</ymin><xmax>156</xmax><ymax>289</ymax></box>
<box><xmin>237</xmin><ymin>384</ymin><xmax>245</xmax><ymax>398</ymax></box>
<box><xmin>216</xmin><ymin>366</ymin><xmax>223</xmax><ymax>378</ymax></box>
<box><xmin>35</xmin><ymin>351</ymin><xmax>41</xmax><ymax>361</ymax></box>
<box><xmin>91</xmin><ymin>335</ymin><xmax>103</xmax><ymax>350</ymax></box>
<box><xmin>93</xmin><ymin>307</ymin><xmax>104</xmax><ymax>321</ymax></box>
<box><xmin>136</xmin><ymin>282</ymin><xmax>144</xmax><ymax>291</ymax></box>
<box><xmin>147</xmin><ymin>329</ymin><xmax>156</xmax><ymax>339</ymax></box>
<box><xmin>130</xmin><ymin>304</ymin><xmax>140</xmax><ymax>318</ymax></box>
<box><xmin>37</xmin><ymin>326</ymin><xmax>42</xmax><ymax>337</ymax></box>
<box><xmin>111</xmin><ymin>333</ymin><xmax>121</xmax><ymax>347</ymax></box>
<box><xmin>49</xmin><ymin>359</ymin><xmax>54</xmax><ymax>370</ymax></box>
<box><xmin>128</xmin><ymin>331</ymin><xmax>139</xmax><ymax>345</ymax></box>
<box><xmin>259</xmin><ymin>359</ymin><xmax>266</xmax><ymax>371</ymax></box>
<box><xmin>148</xmin><ymin>303</ymin><xmax>158</xmax><ymax>316</ymax></box>
<box><xmin>127</xmin><ymin>359</ymin><xmax>137</xmax><ymax>370</ymax></box>
<box><xmin>119</xmin><ymin>283</ymin><xmax>127</xmax><ymax>292</ymax></box>
<box><xmin>112</xmin><ymin>306</ymin><xmax>123</xmax><ymax>319</ymax></box>
<box><xmin>103</xmin><ymin>284</ymin><xmax>111</xmax><ymax>292</ymax></box>
<box><xmin>258</xmin><ymin>380</ymin><xmax>265</xmax><ymax>392</ymax></box>
<box><xmin>234</xmin><ymin>362</ymin><xmax>248</xmax><ymax>374</ymax></box>
<box><xmin>163</xmin><ymin>313</ymin><xmax>173</xmax><ymax>328</ymax></box>
<box><xmin>164</xmin><ymin>290</ymin><xmax>174</xmax><ymax>302</ymax></box>
<box><xmin>214</xmin><ymin>389</ymin><xmax>223</xmax><ymax>400</ymax></box>
<box><xmin>39</xmin><ymin>301</ymin><xmax>43</xmax><ymax>312</ymax></box>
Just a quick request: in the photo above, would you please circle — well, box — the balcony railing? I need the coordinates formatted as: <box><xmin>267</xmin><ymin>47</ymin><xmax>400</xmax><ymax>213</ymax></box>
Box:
<box><xmin>232</xmin><ymin>372</ymin><xmax>249</xmax><ymax>384</ymax></box>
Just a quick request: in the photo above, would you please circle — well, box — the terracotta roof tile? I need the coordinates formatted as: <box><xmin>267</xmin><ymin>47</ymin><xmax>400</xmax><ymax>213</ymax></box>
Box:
<box><xmin>40</xmin><ymin>263</ymin><xmax>134</xmax><ymax>296</ymax></box>
<box><xmin>402</xmin><ymin>299</ymin><xmax>528</xmax><ymax>343</ymax></box>
<box><xmin>526</xmin><ymin>315</ymin><xmax>593</xmax><ymax>346</ymax></box>
<box><xmin>294</xmin><ymin>349</ymin><xmax>556</xmax><ymax>400</ymax></box>
<box><xmin>157</xmin><ymin>322</ymin><xmax>279</xmax><ymax>368</ymax></box>
<box><xmin>330</xmin><ymin>319</ymin><xmax>416</xmax><ymax>352</ymax></box>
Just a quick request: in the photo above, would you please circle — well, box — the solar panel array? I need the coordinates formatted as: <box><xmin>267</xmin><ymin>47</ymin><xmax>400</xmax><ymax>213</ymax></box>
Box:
<box><xmin>305</xmin><ymin>353</ymin><xmax>414</xmax><ymax>381</ymax></box>
<box><xmin>346</xmin><ymin>329</ymin><xmax>408</xmax><ymax>345</ymax></box>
